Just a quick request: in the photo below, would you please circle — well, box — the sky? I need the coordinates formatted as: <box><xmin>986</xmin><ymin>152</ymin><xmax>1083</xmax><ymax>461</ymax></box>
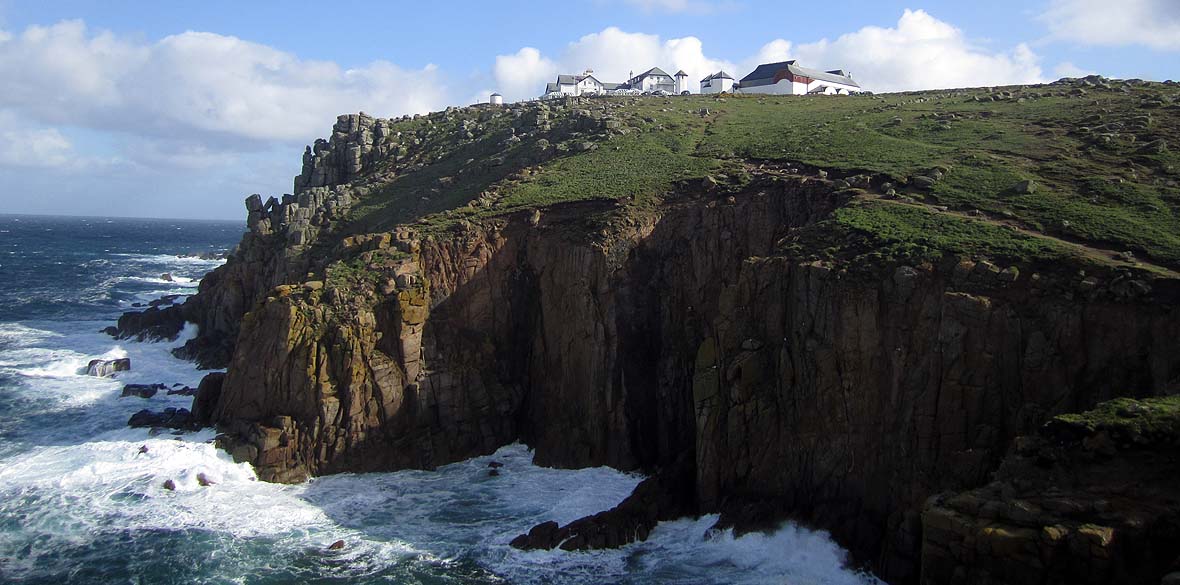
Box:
<box><xmin>0</xmin><ymin>0</ymin><xmax>1177</xmax><ymax>220</ymax></box>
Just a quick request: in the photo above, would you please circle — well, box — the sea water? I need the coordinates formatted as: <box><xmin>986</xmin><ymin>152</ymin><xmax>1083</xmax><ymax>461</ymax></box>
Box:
<box><xmin>0</xmin><ymin>214</ymin><xmax>882</xmax><ymax>584</ymax></box>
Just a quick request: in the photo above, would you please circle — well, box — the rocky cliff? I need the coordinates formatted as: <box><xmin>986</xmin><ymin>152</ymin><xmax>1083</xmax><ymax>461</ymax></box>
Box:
<box><xmin>116</xmin><ymin>77</ymin><xmax>1180</xmax><ymax>583</ymax></box>
<box><xmin>921</xmin><ymin>396</ymin><xmax>1180</xmax><ymax>584</ymax></box>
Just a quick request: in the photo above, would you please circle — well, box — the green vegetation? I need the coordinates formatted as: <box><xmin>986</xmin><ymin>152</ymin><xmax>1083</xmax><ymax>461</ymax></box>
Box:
<box><xmin>1050</xmin><ymin>395</ymin><xmax>1180</xmax><ymax>443</ymax></box>
<box><xmin>333</xmin><ymin>78</ymin><xmax>1180</xmax><ymax>270</ymax></box>
<box><xmin>325</xmin><ymin>248</ymin><xmax>408</xmax><ymax>289</ymax></box>
<box><xmin>833</xmin><ymin>201</ymin><xmax>1069</xmax><ymax>264</ymax></box>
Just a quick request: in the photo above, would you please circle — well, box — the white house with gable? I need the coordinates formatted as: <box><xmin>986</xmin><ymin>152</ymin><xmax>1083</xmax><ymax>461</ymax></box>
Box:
<box><xmin>625</xmin><ymin>67</ymin><xmax>685</xmax><ymax>94</ymax></box>
<box><xmin>544</xmin><ymin>71</ymin><xmax>610</xmax><ymax>97</ymax></box>
<box><xmin>700</xmin><ymin>71</ymin><xmax>735</xmax><ymax>94</ymax></box>
<box><xmin>541</xmin><ymin>66</ymin><xmax>693</xmax><ymax>98</ymax></box>
<box><xmin>736</xmin><ymin>61</ymin><xmax>861</xmax><ymax>95</ymax></box>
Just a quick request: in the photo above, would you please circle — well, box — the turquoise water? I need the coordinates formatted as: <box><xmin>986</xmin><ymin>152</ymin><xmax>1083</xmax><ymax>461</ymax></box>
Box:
<box><xmin>0</xmin><ymin>214</ymin><xmax>880</xmax><ymax>584</ymax></box>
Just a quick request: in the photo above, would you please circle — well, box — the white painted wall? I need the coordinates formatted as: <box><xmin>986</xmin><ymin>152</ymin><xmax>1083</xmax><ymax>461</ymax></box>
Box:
<box><xmin>577</xmin><ymin>77</ymin><xmax>603</xmax><ymax>95</ymax></box>
<box><xmin>700</xmin><ymin>77</ymin><xmax>734</xmax><ymax>94</ymax></box>
<box><xmin>739</xmin><ymin>78</ymin><xmax>858</xmax><ymax>95</ymax></box>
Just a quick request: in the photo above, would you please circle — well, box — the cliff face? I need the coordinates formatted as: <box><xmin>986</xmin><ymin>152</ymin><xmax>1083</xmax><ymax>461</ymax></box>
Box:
<box><xmin>206</xmin><ymin>171</ymin><xmax>1179</xmax><ymax>582</ymax></box>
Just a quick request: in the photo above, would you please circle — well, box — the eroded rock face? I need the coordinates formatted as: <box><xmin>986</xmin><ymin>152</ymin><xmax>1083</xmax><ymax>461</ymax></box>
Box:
<box><xmin>921</xmin><ymin>397</ymin><xmax>1180</xmax><ymax>585</ymax></box>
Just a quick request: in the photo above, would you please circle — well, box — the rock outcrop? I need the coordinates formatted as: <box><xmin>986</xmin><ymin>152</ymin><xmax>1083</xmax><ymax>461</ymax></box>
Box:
<box><xmin>85</xmin><ymin>358</ymin><xmax>130</xmax><ymax>377</ymax></box>
<box><xmin>921</xmin><ymin>396</ymin><xmax>1180</xmax><ymax>585</ymax></box>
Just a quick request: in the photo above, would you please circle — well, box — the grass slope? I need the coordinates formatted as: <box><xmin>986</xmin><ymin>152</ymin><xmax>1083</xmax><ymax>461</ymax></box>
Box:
<box><xmin>340</xmin><ymin>78</ymin><xmax>1180</xmax><ymax>269</ymax></box>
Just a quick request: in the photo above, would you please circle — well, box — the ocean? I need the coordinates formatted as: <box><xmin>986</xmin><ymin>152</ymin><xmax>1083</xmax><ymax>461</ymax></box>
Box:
<box><xmin>0</xmin><ymin>214</ymin><xmax>880</xmax><ymax>584</ymax></box>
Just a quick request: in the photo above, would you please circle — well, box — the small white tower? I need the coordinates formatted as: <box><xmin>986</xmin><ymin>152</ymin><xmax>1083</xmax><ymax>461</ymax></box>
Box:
<box><xmin>489</xmin><ymin>92</ymin><xmax>503</xmax><ymax>106</ymax></box>
<box><xmin>674</xmin><ymin>70</ymin><xmax>688</xmax><ymax>94</ymax></box>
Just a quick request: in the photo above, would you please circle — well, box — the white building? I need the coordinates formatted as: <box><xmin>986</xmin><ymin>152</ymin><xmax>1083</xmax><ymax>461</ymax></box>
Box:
<box><xmin>700</xmin><ymin>71</ymin><xmax>735</xmax><ymax>94</ymax></box>
<box><xmin>625</xmin><ymin>67</ymin><xmax>677</xmax><ymax>93</ymax></box>
<box><xmin>540</xmin><ymin>66</ymin><xmax>693</xmax><ymax>98</ymax></box>
<box><xmin>544</xmin><ymin>71</ymin><xmax>609</xmax><ymax>97</ymax></box>
<box><xmin>735</xmin><ymin>61</ymin><xmax>861</xmax><ymax>95</ymax></box>
<box><xmin>489</xmin><ymin>92</ymin><xmax>503</xmax><ymax>105</ymax></box>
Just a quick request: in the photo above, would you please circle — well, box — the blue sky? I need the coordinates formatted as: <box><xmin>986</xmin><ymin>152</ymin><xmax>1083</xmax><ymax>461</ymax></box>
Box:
<box><xmin>0</xmin><ymin>0</ymin><xmax>1177</xmax><ymax>219</ymax></box>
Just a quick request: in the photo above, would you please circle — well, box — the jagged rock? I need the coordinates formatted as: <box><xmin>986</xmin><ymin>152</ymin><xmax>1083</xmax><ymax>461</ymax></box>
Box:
<box><xmin>162</xmin><ymin>479</ymin><xmax>176</xmax><ymax>491</ymax></box>
<box><xmin>196</xmin><ymin>472</ymin><xmax>215</xmax><ymax>487</ymax></box>
<box><xmin>85</xmin><ymin>358</ymin><xmax>130</xmax><ymax>377</ymax></box>
<box><xmin>328</xmin><ymin>540</ymin><xmax>346</xmax><ymax>551</ymax></box>
<box><xmin>191</xmin><ymin>372</ymin><xmax>225</xmax><ymax>426</ymax></box>
<box><xmin>121</xmin><ymin>383</ymin><xmax>165</xmax><ymax>399</ymax></box>
<box><xmin>921</xmin><ymin>396</ymin><xmax>1180</xmax><ymax>585</ymax></box>
<box><xmin>112</xmin><ymin>304</ymin><xmax>186</xmax><ymax>343</ymax></box>
<box><xmin>127</xmin><ymin>407</ymin><xmax>199</xmax><ymax>431</ymax></box>
<box><xmin>511</xmin><ymin>456</ymin><xmax>695</xmax><ymax>551</ymax></box>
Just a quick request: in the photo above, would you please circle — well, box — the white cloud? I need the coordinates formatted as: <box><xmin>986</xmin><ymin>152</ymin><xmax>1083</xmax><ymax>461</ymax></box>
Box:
<box><xmin>780</xmin><ymin>10</ymin><xmax>1045</xmax><ymax>92</ymax></box>
<box><xmin>493</xmin><ymin>47</ymin><xmax>559</xmax><ymax>102</ymax></box>
<box><xmin>0</xmin><ymin>20</ymin><xmax>451</xmax><ymax>150</ymax></box>
<box><xmin>1043</xmin><ymin>0</ymin><xmax>1180</xmax><ymax>51</ymax></box>
<box><xmin>0</xmin><ymin>125</ymin><xmax>74</xmax><ymax>168</ymax></box>
<box><xmin>0</xmin><ymin>110</ymin><xmax>114</xmax><ymax>170</ymax></box>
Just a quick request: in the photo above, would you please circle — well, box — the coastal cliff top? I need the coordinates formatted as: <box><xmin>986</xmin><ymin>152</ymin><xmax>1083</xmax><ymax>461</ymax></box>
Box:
<box><xmin>290</xmin><ymin>76</ymin><xmax>1180</xmax><ymax>275</ymax></box>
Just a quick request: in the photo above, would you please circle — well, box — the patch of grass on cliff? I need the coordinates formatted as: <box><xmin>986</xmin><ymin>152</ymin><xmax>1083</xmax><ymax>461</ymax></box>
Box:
<box><xmin>496</xmin><ymin>132</ymin><xmax>719</xmax><ymax>211</ymax></box>
<box><xmin>1050</xmin><ymin>395</ymin><xmax>1180</xmax><ymax>441</ymax></box>
<box><xmin>833</xmin><ymin>201</ymin><xmax>1068</xmax><ymax>263</ymax></box>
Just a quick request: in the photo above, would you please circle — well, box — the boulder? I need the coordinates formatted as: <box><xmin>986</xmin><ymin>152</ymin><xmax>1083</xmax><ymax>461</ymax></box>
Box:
<box><xmin>127</xmin><ymin>407</ymin><xmax>199</xmax><ymax>431</ymax></box>
<box><xmin>1012</xmin><ymin>179</ymin><xmax>1038</xmax><ymax>194</ymax></box>
<box><xmin>85</xmin><ymin>358</ymin><xmax>130</xmax><ymax>377</ymax></box>
<box><xmin>121</xmin><ymin>383</ymin><xmax>165</xmax><ymax>399</ymax></box>
<box><xmin>911</xmin><ymin>176</ymin><xmax>937</xmax><ymax>190</ymax></box>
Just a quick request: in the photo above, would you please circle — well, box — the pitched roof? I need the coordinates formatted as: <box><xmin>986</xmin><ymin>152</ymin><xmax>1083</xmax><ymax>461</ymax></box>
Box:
<box><xmin>674</xmin><ymin>70</ymin><xmax>687</xmax><ymax>76</ymax></box>
<box><xmin>634</xmin><ymin>67</ymin><xmax>673</xmax><ymax>80</ymax></box>
<box><xmin>739</xmin><ymin>61</ymin><xmax>859</xmax><ymax>88</ymax></box>
<box><xmin>545</xmin><ymin>82</ymin><xmax>559</xmax><ymax>93</ymax></box>
<box><xmin>701</xmin><ymin>70</ymin><xmax>734</xmax><ymax>82</ymax></box>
